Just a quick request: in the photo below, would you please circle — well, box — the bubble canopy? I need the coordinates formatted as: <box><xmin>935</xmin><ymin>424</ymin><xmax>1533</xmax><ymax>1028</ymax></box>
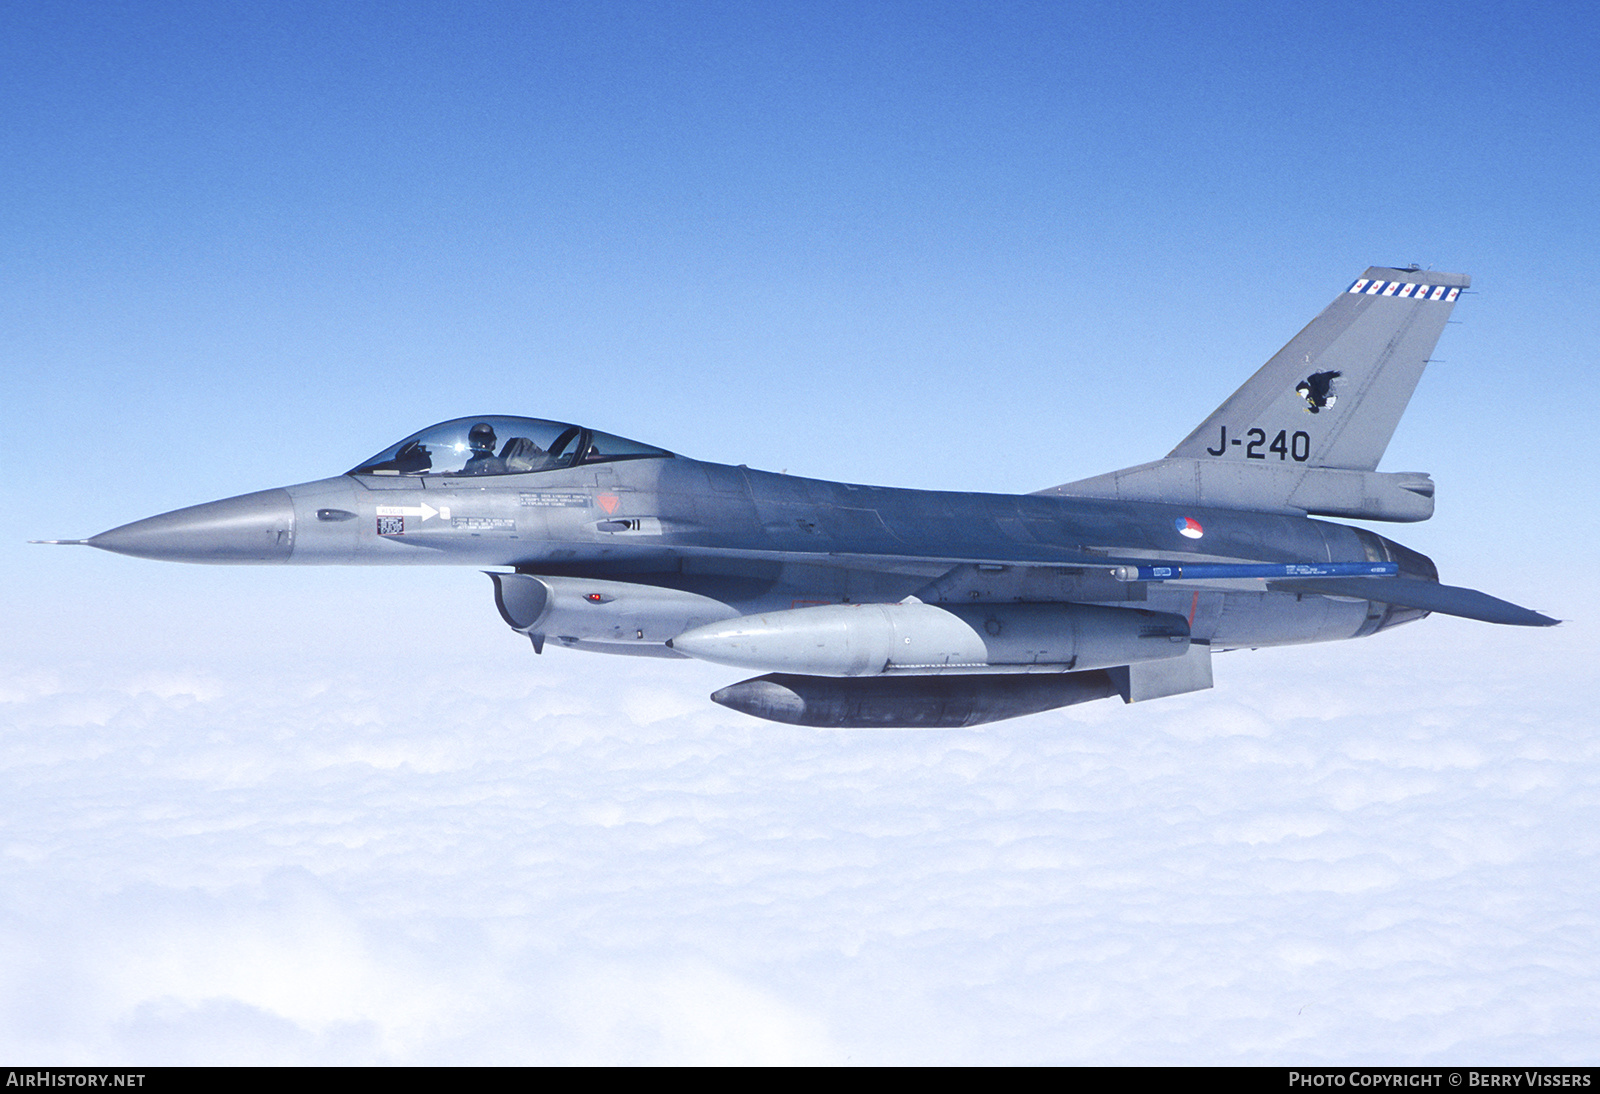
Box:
<box><xmin>350</xmin><ymin>416</ymin><xmax>673</xmax><ymax>477</ymax></box>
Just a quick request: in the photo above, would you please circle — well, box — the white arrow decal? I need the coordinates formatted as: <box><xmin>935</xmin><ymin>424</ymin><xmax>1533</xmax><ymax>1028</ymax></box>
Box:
<box><xmin>375</xmin><ymin>503</ymin><xmax>438</xmax><ymax>521</ymax></box>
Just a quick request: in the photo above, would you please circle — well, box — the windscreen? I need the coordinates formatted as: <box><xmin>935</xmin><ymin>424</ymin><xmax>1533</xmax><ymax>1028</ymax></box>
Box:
<box><xmin>350</xmin><ymin>416</ymin><xmax>671</xmax><ymax>477</ymax></box>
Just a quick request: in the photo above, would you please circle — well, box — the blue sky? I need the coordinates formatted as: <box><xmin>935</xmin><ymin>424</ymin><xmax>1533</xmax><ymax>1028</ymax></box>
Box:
<box><xmin>9</xmin><ymin>2</ymin><xmax>1596</xmax><ymax>557</ymax></box>
<box><xmin>3</xmin><ymin>1</ymin><xmax>1597</xmax><ymax>1063</ymax></box>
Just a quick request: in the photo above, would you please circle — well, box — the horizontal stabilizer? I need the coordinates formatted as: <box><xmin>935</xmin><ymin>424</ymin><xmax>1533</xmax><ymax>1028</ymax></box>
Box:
<box><xmin>1269</xmin><ymin>577</ymin><xmax>1558</xmax><ymax>627</ymax></box>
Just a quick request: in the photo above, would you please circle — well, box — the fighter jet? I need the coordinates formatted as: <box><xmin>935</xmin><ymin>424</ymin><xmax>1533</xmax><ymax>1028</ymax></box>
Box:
<box><xmin>45</xmin><ymin>267</ymin><xmax>1555</xmax><ymax>727</ymax></box>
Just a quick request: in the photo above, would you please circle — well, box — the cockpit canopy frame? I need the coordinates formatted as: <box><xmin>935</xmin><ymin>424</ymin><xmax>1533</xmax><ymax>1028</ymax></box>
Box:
<box><xmin>350</xmin><ymin>416</ymin><xmax>673</xmax><ymax>478</ymax></box>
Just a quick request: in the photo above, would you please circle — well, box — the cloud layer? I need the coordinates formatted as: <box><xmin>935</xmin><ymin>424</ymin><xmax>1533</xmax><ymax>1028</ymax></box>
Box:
<box><xmin>2</xmin><ymin>591</ymin><xmax>1594</xmax><ymax>1064</ymax></box>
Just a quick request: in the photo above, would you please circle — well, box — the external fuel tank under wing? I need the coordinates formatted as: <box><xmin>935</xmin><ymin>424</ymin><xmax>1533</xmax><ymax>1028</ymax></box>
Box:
<box><xmin>47</xmin><ymin>266</ymin><xmax>1556</xmax><ymax>727</ymax></box>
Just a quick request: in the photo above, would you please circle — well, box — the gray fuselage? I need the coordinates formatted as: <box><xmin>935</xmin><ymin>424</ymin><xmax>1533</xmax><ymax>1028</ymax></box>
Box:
<box><xmin>144</xmin><ymin>453</ymin><xmax>1432</xmax><ymax>655</ymax></box>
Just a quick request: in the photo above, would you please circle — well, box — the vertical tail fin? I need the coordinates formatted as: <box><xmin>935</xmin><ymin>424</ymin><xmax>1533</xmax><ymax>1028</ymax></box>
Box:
<box><xmin>1167</xmin><ymin>267</ymin><xmax>1469</xmax><ymax>471</ymax></box>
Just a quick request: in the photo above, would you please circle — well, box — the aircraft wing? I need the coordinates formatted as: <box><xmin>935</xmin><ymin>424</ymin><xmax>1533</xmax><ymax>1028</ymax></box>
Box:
<box><xmin>1269</xmin><ymin>577</ymin><xmax>1558</xmax><ymax>627</ymax></box>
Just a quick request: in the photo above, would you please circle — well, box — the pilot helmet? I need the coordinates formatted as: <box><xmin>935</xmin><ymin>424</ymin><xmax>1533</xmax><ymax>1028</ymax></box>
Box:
<box><xmin>468</xmin><ymin>422</ymin><xmax>497</xmax><ymax>452</ymax></box>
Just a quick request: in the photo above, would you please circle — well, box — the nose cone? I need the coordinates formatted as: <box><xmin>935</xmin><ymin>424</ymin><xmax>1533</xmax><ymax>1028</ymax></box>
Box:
<box><xmin>88</xmin><ymin>488</ymin><xmax>296</xmax><ymax>562</ymax></box>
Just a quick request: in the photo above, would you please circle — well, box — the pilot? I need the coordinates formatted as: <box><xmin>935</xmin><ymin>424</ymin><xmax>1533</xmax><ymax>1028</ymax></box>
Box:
<box><xmin>462</xmin><ymin>422</ymin><xmax>505</xmax><ymax>474</ymax></box>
